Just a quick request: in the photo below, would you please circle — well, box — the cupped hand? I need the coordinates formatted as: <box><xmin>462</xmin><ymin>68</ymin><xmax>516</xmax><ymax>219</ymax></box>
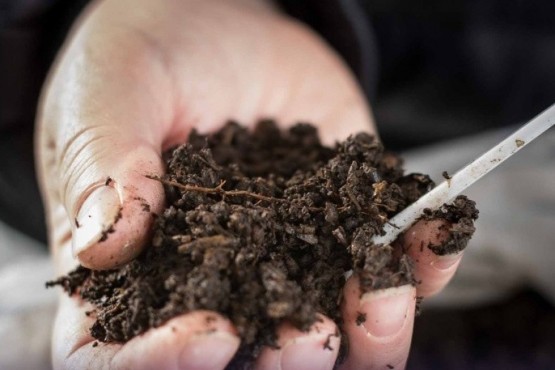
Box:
<box><xmin>37</xmin><ymin>0</ymin><xmax>465</xmax><ymax>369</ymax></box>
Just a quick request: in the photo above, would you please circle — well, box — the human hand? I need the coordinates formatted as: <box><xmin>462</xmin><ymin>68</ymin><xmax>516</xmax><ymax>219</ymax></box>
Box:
<box><xmin>37</xmin><ymin>0</ymin><xmax>466</xmax><ymax>368</ymax></box>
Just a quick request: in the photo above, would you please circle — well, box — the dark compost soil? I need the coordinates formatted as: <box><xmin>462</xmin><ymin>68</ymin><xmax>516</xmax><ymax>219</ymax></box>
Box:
<box><xmin>47</xmin><ymin>121</ymin><xmax>478</xmax><ymax>368</ymax></box>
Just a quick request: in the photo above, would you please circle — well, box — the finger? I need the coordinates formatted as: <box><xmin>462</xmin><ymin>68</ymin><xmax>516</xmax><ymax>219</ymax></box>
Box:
<box><xmin>112</xmin><ymin>311</ymin><xmax>239</xmax><ymax>370</ymax></box>
<box><xmin>52</xmin><ymin>294</ymin><xmax>120</xmax><ymax>370</ymax></box>
<box><xmin>37</xmin><ymin>10</ymin><xmax>176</xmax><ymax>269</ymax></box>
<box><xmin>254</xmin><ymin>314</ymin><xmax>340</xmax><ymax>370</ymax></box>
<box><xmin>53</xmin><ymin>294</ymin><xmax>239</xmax><ymax>370</ymax></box>
<box><xmin>340</xmin><ymin>276</ymin><xmax>416</xmax><ymax>370</ymax></box>
<box><xmin>401</xmin><ymin>219</ymin><xmax>463</xmax><ymax>297</ymax></box>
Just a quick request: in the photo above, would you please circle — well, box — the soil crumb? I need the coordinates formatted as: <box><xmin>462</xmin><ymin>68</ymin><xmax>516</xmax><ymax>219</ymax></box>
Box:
<box><xmin>355</xmin><ymin>312</ymin><xmax>367</xmax><ymax>326</ymax></box>
<box><xmin>423</xmin><ymin>195</ymin><xmax>479</xmax><ymax>255</ymax></box>
<box><xmin>47</xmin><ymin>121</ymin><xmax>477</xmax><ymax>368</ymax></box>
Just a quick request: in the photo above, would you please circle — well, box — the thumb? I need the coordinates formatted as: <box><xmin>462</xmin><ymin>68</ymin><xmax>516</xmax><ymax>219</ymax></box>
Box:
<box><xmin>69</xmin><ymin>145</ymin><xmax>164</xmax><ymax>269</ymax></box>
<box><xmin>39</xmin><ymin>120</ymin><xmax>166</xmax><ymax>270</ymax></box>
<box><xmin>37</xmin><ymin>14</ymin><xmax>174</xmax><ymax>270</ymax></box>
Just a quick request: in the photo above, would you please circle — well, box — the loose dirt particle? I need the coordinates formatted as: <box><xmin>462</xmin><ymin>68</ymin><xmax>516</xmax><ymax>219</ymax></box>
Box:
<box><xmin>355</xmin><ymin>312</ymin><xmax>367</xmax><ymax>326</ymax></box>
<box><xmin>47</xmin><ymin>121</ymin><xmax>477</xmax><ymax>369</ymax></box>
<box><xmin>98</xmin><ymin>207</ymin><xmax>122</xmax><ymax>243</ymax></box>
<box><xmin>324</xmin><ymin>331</ymin><xmax>339</xmax><ymax>351</ymax></box>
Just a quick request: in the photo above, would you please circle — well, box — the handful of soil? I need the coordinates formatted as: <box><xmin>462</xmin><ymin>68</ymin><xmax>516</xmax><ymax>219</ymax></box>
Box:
<box><xmin>47</xmin><ymin>121</ymin><xmax>478</xmax><ymax>368</ymax></box>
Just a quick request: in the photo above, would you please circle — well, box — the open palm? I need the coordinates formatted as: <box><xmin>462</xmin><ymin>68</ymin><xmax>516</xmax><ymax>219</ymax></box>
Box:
<box><xmin>38</xmin><ymin>1</ymin><xmax>464</xmax><ymax>369</ymax></box>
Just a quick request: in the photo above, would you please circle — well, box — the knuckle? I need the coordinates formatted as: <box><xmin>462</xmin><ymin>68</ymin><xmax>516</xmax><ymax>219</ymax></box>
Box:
<box><xmin>55</xmin><ymin>125</ymin><xmax>115</xmax><ymax>212</ymax></box>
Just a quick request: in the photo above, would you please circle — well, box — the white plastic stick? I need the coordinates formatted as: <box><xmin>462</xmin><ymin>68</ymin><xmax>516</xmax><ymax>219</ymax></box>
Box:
<box><xmin>372</xmin><ymin>103</ymin><xmax>555</xmax><ymax>246</ymax></box>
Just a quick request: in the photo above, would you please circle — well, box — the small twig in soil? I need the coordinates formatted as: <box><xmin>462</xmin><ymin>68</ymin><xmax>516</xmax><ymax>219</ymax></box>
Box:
<box><xmin>346</xmin><ymin>189</ymin><xmax>362</xmax><ymax>210</ymax></box>
<box><xmin>146</xmin><ymin>175</ymin><xmax>285</xmax><ymax>203</ymax></box>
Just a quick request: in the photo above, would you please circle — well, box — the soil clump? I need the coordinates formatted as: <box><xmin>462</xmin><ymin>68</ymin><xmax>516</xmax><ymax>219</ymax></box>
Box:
<box><xmin>47</xmin><ymin>121</ymin><xmax>478</xmax><ymax>368</ymax></box>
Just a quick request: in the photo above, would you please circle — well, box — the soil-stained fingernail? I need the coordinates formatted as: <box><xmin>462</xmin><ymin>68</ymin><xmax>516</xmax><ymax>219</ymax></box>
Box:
<box><xmin>431</xmin><ymin>253</ymin><xmax>462</xmax><ymax>271</ymax></box>
<box><xmin>72</xmin><ymin>186</ymin><xmax>121</xmax><ymax>256</ymax></box>
<box><xmin>178</xmin><ymin>331</ymin><xmax>239</xmax><ymax>370</ymax></box>
<box><xmin>280</xmin><ymin>336</ymin><xmax>338</xmax><ymax>370</ymax></box>
<box><xmin>359</xmin><ymin>285</ymin><xmax>413</xmax><ymax>338</ymax></box>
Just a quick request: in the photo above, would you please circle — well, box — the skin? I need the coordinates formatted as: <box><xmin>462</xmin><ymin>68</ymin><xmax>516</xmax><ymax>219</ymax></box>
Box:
<box><xmin>36</xmin><ymin>0</ymin><xmax>465</xmax><ymax>369</ymax></box>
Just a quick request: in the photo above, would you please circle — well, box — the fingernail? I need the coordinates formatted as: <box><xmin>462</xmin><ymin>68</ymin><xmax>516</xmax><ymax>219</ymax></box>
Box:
<box><xmin>431</xmin><ymin>253</ymin><xmax>462</xmax><ymax>271</ymax></box>
<box><xmin>72</xmin><ymin>186</ymin><xmax>122</xmax><ymax>256</ymax></box>
<box><xmin>359</xmin><ymin>285</ymin><xmax>413</xmax><ymax>338</ymax></box>
<box><xmin>280</xmin><ymin>336</ymin><xmax>337</xmax><ymax>370</ymax></box>
<box><xmin>179</xmin><ymin>332</ymin><xmax>239</xmax><ymax>370</ymax></box>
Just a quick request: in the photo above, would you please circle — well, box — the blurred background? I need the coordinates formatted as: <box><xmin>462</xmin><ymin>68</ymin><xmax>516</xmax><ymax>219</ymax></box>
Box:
<box><xmin>1</xmin><ymin>0</ymin><xmax>554</xmax><ymax>369</ymax></box>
